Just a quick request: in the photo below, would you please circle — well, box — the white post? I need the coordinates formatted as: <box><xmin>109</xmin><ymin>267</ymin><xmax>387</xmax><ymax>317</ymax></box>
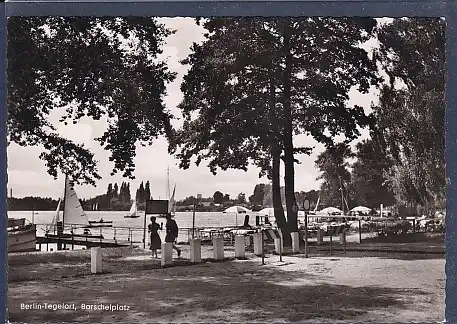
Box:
<box><xmin>274</xmin><ymin>237</ymin><xmax>283</xmax><ymax>254</ymax></box>
<box><xmin>253</xmin><ymin>233</ymin><xmax>263</xmax><ymax>256</ymax></box>
<box><xmin>235</xmin><ymin>235</ymin><xmax>245</xmax><ymax>259</ymax></box>
<box><xmin>291</xmin><ymin>232</ymin><xmax>299</xmax><ymax>253</ymax></box>
<box><xmin>161</xmin><ymin>242</ymin><xmax>173</xmax><ymax>266</ymax></box>
<box><xmin>212</xmin><ymin>237</ymin><xmax>224</xmax><ymax>260</ymax></box>
<box><xmin>190</xmin><ymin>239</ymin><xmax>202</xmax><ymax>263</ymax></box>
<box><xmin>317</xmin><ymin>229</ymin><xmax>324</xmax><ymax>245</ymax></box>
<box><xmin>91</xmin><ymin>247</ymin><xmax>102</xmax><ymax>274</ymax></box>
<box><xmin>380</xmin><ymin>204</ymin><xmax>383</xmax><ymax>218</ymax></box>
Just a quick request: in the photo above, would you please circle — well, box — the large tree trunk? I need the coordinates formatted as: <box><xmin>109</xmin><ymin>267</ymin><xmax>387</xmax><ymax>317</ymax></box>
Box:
<box><xmin>268</xmin><ymin>65</ymin><xmax>290</xmax><ymax>244</ymax></box>
<box><xmin>271</xmin><ymin>145</ymin><xmax>291</xmax><ymax>245</ymax></box>
<box><xmin>281</xmin><ymin>25</ymin><xmax>299</xmax><ymax>233</ymax></box>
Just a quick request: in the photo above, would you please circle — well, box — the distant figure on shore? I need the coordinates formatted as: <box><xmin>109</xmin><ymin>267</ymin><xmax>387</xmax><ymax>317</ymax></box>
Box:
<box><xmin>165</xmin><ymin>213</ymin><xmax>181</xmax><ymax>258</ymax></box>
<box><xmin>148</xmin><ymin>216</ymin><xmax>162</xmax><ymax>258</ymax></box>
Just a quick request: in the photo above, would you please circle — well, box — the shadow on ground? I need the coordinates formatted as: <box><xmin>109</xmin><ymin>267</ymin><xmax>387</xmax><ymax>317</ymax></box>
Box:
<box><xmin>9</xmin><ymin>259</ymin><xmax>422</xmax><ymax>323</ymax></box>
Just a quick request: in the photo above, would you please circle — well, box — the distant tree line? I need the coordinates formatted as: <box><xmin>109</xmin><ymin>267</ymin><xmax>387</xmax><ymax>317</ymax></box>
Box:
<box><xmin>83</xmin><ymin>180</ymin><xmax>152</xmax><ymax>211</ymax></box>
<box><xmin>7</xmin><ymin>197</ymin><xmax>59</xmax><ymax>211</ymax></box>
<box><xmin>8</xmin><ymin>180</ymin><xmax>154</xmax><ymax>211</ymax></box>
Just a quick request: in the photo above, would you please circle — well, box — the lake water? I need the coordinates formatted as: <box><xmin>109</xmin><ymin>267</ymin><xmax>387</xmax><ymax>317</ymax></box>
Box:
<box><xmin>8</xmin><ymin>210</ymin><xmax>251</xmax><ymax>251</ymax></box>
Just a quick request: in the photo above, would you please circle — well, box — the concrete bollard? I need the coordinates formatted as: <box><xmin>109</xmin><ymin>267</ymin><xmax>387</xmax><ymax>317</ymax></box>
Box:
<box><xmin>212</xmin><ymin>237</ymin><xmax>224</xmax><ymax>260</ymax></box>
<box><xmin>339</xmin><ymin>229</ymin><xmax>347</xmax><ymax>245</ymax></box>
<box><xmin>91</xmin><ymin>247</ymin><xmax>102</xmax><ymax>274</ymax></box>
<box><xmin>317</xmin><ymin>229</ymin><xmax>324</xmax><ymax>245</ymax></box>
<box><xmin>161</xmin><ymin>242</ymin><xmax>173</xmax><ymax>266</ymax></box>
<box><xmin>235</xmin><ymin>235</ymin><xmax>245</xmax><ymax>259</ymax></box>
<box><xmin>253</xmin><ymin>233</ymin><xmax>263</xmax><ymax>256</ymax></box>
<box><xmin>190</xmin><ymin>239</ymin><xmax>202</xmax><ymax>263</ymax></box>
<box><xmin>274</xmin><ymin>237</ymin><xmax>283</xmax><ymax>254</ymax></box>
<box><xmin>291</xmin><ymin>232</ymin><xmax>300</xmax><ymax>253</ymax></box>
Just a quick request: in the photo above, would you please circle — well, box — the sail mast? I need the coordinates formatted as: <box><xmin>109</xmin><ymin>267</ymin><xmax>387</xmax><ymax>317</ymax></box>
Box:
<box><xmin>166</xmin><ymin>166</ymin><xmax>170</xmax><ymax>200</ymax></box>
<box><xmin>63</xmin><ymin>174</ymin><xmax>68</xmax><ymax>227</ymax></box>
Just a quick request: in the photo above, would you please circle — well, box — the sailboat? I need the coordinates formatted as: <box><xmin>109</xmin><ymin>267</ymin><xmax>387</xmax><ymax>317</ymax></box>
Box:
<box><xmin>63</xmin><ymin>176</ymin><xmax>91</xmax><ymax>230</ymax></box>
<box><xmin>45</xmin><ymin>197</ymin><xmax>62</xmax><ymax>234</ymax></box>
<box><xmin>168</xmin><ymin>184</ymin><xmax>176</xmax><ymax>216</ymax></box>
<box><xmin>124</xmin><ymin>200</ymin><xmax>140</xmax><ymax>218</ymax></box>
<box><xmin>47</xmin><ymin>175</ymin><xmax>110</xmax><ymax>234</ymax></box>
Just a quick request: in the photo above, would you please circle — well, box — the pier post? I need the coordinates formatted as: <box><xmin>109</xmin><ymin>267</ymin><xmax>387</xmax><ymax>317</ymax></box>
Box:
<box><xmin>245</xmin><ymin>235</ymin><xmax>252</xmax><ymax>247</ymax></box>
<box><xmin>212</xmin><ymin>237</ymin><xmax>224</xmax><ymax>260</ymax></box>
<box><xmin>253</xmin><ymin>233</ymin><xmax>263</xmax><ymax>256</ymax></box>
<box><xmin>291</xmin><ymin>232</ymin><xmax>299</xmax><ymax>253</ymax></box>
<box><xmin>235</xmin><ymin>235</ymin><xmax>245</xmax><ymax>259</ymax></box>
<box><xmin>317</xmin><ymin>229</ymin><xmax>324</xmax><ymax>245</ymax></box>
<box><xmin>339</xmin><ymin>229</ymin><xmax>347</xmax><ymax>245</ymax></box>
<box><xmin>330</xmin><ymin>234</ymin><xmax>333</xmax><ymax>255</ymax></box>
<box><xmin>57</xmin><ymin>221</ymin><xmax>63</xmax><ymax>251</ymax></box>
<box><xmin>190</xmin><ymin>239</ymin><xmax>202</xmax><ymax>263</ymax></box>
<box><xmin>359</xmin><ymin>219</ymin><xmax>362</xmax><ymax>243</ymax></box>
<box><xmin>340</xmin><ymin>228</ymin><xmax>347</xmax><ymax>254</ymax></box>
<box><xmin>161</xmin><ymin>243</ymin><xmax>173</xmax><ymax>266</ymax></box>
<box><xmin>91</xmin><ymin>247</ymin><xmax>102</xmax><ymax>274</ymax></box>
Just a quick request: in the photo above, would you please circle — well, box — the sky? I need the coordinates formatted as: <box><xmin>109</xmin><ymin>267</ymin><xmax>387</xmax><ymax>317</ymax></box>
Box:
<box><xmin>7</xmin><ymin>17</ymin><xmax>381</xmax><ymax>201</ymax></box>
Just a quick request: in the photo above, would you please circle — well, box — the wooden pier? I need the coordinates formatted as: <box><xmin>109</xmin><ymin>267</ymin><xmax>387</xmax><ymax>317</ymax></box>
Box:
<box><xmin>36</xmin><ymin>235</ymin><xmax>130</xmax><ymax>250</ymax></box>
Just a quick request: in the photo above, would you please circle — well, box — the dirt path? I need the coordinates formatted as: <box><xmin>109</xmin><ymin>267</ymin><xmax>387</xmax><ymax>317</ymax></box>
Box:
<box><xmin>8</xmin><ymin>246</ymin><xmax>444</xmax><ymax>323</ymax></box>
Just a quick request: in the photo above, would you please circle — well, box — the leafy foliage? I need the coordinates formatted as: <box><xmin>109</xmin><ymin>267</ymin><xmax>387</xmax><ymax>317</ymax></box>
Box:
<box><xmin>174</xmin><ymin>17</ymin><xmax>380</xmax><ymax>231</ymax></box>
<box><xmin>349</xmin><ymin>139</ymin><xmax>395</xmax><ymax>208</ymax></box>
<box><xmin>315</xmin><ymin>143</ymin><xmax>354</xmax><ymax>209</ymax></box>
<box><xmin>213</xmin><ymin>191</ymin><xmax>224</xmax><ymax>204</ymax></box>
<box><xmin>8</xmin><ymin>17</ymin><xmax>176</xmax><ymax>185</ymax></box>
<box><xmin>372</xmin><ymin>18</ymin><xmax>445</xmax><ymax>212</ymax></box>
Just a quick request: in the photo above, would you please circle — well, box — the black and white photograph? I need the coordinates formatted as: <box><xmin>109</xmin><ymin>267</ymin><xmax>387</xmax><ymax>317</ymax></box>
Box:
<box><xmin>6</xmin><ymin>16</ymin><xmax>445</xmax><ymax>322</ymax></box>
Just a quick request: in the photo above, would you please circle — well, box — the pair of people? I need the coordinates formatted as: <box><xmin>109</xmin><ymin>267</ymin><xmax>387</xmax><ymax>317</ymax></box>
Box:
<box><xmin>148</xmin><ymin>214</ymin><xmax>181</xmax><ymax>258</ymax></box>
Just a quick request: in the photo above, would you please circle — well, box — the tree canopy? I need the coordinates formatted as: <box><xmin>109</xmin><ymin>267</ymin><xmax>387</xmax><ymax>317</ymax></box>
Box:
<box><xmin>8</xmin><ymin>17</ymin><xmax>176</xmax><ymax>185</ymax></box>
<box><xmin>315</xmin><ymin>143</ymin><xmax>353</xmax><ymax>210</ymax></box>
<box><xmin>173</xmin><ymin>17</ymin><xmax>380</xmax><ymax>232</ymax></box>
<box><xmin>372</xmin><ymin>18</ymin><xmax>445</xmax><ymax>213</ymax></box>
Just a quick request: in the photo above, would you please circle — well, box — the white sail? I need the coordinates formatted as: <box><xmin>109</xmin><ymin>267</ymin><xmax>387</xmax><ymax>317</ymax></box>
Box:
<box><xmin>129</xmin><ymin>201</ymin><xmax>137</xmax><ymax>216</ymax></box>
<box><xmin>168</xmin><ymin>185</ymin><xmax>176</xmax><ymax>214</ymax></box>
<box><xmin>63</xmin><ymin>177</ymin><xmax>89</xmax><ymax>226</ymax></box>
<box><xmin>46</xmin><ymin>197</ymin><xmax>62</xmax><ymax>233</ymax></box>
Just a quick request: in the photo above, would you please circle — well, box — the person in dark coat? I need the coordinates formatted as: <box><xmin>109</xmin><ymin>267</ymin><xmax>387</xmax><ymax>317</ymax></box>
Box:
<box><xmin>165</xmin><ymin>213</ymin><xmax>181</xmax><ymax>258</ymax></box>
<box><xmin>148</xmin><ymin>216</ymin><xmax>162</xmax><ymax>258</ymax></box>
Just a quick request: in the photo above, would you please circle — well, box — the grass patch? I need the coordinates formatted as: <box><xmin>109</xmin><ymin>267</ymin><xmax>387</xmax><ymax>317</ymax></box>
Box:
<box><xmin>8</xmin><ymin>250</ymin><xmax>90</xmax><ymax>266</ymax></box>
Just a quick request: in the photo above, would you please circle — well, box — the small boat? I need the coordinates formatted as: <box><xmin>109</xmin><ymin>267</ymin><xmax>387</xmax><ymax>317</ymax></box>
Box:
<box><xmin>124</xmin><ymin>201</ymin><xmax>140</xmax><ymax>218</ymax></box>
<box><xmin>8</xmin><ymin>218</ymin><xmax>36</xmax><ymax>253</ymax></box>
<box><xmin>88</xmin><ymin>218</ymin><xmax>113</xmax><ymax>227</ymax></box>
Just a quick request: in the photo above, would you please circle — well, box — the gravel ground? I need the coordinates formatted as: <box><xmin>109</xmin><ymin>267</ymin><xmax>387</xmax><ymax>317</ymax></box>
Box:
<box><xmin>7</xmin><ymin>243</ymin><xmax>445</xmax><ymax>323</ymax></box>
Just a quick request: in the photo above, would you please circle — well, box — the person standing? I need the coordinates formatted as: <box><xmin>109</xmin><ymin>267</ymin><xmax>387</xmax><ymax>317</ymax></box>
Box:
<box><xmin>165</xmin><ymin>213</ymin><xmax>181</xmax><ymax>258</ymax></box>
<box><xmin>148</xmin><ymin>216</ymin><xmax>162</xmax><ymax>258</ymax></box>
